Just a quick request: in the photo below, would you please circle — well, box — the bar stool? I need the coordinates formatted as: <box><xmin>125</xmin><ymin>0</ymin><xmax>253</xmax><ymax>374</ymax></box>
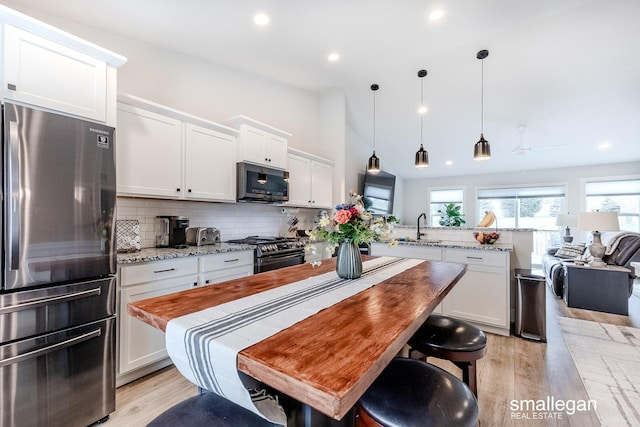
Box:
<box><xmin>356</xmin><ymin>357</ymin><xmax>478</xmax><ymax>427</ymax></box>
<box><xmin>147</xmin><ymin>392</ymin><xmax>282</xmax><ymax>427</ymax></box>
<box><xmin>408</xmin><ymin>314</ymin><xmax>487</xmax><ymax>396</ymax></box>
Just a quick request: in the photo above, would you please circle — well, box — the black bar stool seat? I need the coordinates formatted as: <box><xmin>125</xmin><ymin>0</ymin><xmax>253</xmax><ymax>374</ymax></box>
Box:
<box><xmin>408</xmin><ymin>314</ymin><xmax>487</xmax><ymax>395</ymax></box>
<box><xmin>147</xmin><ymin>392</ymin><xmax>281</xmax><ymax>427</ymax></box>
<box><xmin>356</xmin><ymin>357</ymin><xmax>478</xmax><ymax>427</ymax></box>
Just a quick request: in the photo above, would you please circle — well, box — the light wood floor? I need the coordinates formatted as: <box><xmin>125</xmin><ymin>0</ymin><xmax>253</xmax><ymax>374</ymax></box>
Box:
<box><xmin>104</xmin><ymin>284</ymin><xmax>640</xmax><ymax>427</ymax></box>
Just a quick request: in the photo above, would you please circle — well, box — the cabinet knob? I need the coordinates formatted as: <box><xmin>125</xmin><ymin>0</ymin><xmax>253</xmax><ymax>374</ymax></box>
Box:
<box><xmin>188</xmin><ymin>189</ymin><xmax>192</xmax><ymax>193</ymax></box>
<box><xmin>193</xmin><ymin>282</ymin><xmax>198</xmax><ymax>287</ymax></box>
<box><xmin>176</xmin><ymin>188</ymin><xmax>181</xmax><ymax>192</ymax></box>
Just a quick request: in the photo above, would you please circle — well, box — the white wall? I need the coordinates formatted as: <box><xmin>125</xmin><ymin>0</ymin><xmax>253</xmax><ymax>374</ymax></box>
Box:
<box><xmin>403</xmin><ymin>160</ymin><xmax>640</xmax><ymax>228</ymax></box>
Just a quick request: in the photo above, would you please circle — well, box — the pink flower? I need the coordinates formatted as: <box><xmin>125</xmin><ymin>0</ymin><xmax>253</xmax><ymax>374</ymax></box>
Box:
<box><xmin>335</xmin><ymin>209</ymin><xmax>352</xmax><ymax>224</ymax></box>
<box><xmin>348</xmin><ymin>206</ymin><xmax>359</xmax><ymax>217</ymax></box>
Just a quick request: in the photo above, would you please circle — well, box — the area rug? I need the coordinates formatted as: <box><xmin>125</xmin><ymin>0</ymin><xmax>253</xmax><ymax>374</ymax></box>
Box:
<box><xmin>557</xmin><ymin>316</ymin><xmax>640</xmax><ymax>426</ymax></box>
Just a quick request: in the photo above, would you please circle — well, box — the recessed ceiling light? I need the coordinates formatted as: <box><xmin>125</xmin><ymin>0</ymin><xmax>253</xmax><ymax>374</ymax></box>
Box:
<box><xmin>429</xmin><ymin>9</ymin><xmax>445</xmax><ymax>21</ymax></box>
<box><xmin>418</xmin><ymin>105</ymin><xmax>428</xmax><ymax>115</ymax></box>
<box><xmin>446</xmin><ymin>160</ymin><xmax>453</xmax><ymax>166</ymax></box>
<box><xmin>254</xmin><ymin>13</ymin><xmax>270</xmax><ymax>26</ymax></box>
<box><xmin>598</xmin><ymin>142</ymin><xmax>611</xmax><ymax>150</ymax></box>
<box><xmin>328</xmin><ymin>52</ymin><xmax>340</xmax><ymax>62</ymax></box>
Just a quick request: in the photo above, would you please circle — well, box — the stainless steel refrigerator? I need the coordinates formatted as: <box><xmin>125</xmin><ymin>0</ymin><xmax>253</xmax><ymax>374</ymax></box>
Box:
<box><xmin>1</xmin><ymin>102</ymin><xmax>117</xmax><ymax>427</ymax></box>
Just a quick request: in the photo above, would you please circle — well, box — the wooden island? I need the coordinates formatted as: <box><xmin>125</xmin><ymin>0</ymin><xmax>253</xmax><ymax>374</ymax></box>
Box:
<box><xmin>128</xmin><ymin>257</ymin><xmax>467</xmax><ymax>422</ymax></box>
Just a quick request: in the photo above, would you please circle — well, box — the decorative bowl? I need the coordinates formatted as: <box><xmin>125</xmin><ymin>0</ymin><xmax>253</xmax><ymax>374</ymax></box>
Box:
<box><xmin>474</xmin><ymin>231</ymin><xmax>500</xmax><ymax>244</ymax></box>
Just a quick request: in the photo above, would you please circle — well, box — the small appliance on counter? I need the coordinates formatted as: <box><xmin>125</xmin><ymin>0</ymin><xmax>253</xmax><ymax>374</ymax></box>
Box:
<box><xmin>186</xmin><ymin>227</ymin><xmax>220</xmax><ymax>246</ymax></box>
<box><xmin>156</xmin><ymin>216</ymin><xmax>189</xmax><ymax>248</ymax></box>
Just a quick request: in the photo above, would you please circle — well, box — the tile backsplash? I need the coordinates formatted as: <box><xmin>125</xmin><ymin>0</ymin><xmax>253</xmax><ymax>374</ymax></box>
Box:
<box><xmin>116</xmin><ymin>197</ymin><xmax>320</xmax><ymax>249</ymax></box>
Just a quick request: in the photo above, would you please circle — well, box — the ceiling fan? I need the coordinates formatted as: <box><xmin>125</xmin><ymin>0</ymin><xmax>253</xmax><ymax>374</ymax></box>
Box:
<box><xmin>511</xmin><ymin>125</ymin><xmax>569</xmax><ymax>156</ymax></box>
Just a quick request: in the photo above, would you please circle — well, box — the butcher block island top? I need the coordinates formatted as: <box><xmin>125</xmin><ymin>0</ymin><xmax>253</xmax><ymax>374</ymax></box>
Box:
<box><xmin>128</xmin><ymin>256</ymin><xmax>467</xmax><ymax>421</ymax></box>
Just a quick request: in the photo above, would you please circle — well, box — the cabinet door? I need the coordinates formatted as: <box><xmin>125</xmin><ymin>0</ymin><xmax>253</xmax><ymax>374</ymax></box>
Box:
<box><xmin>119</xmin><ymin>274</ymin><xmax>198</xmax><ymax>374</ymax></box>
<box><xmin>266</xmin><ymin>134</ymin><xmax>288</xmax><ymax>169</ymax></box>
<box><xmin>286</xmin><ymin>154</ymin><xmax>312</xmax><ymax>206</ymax></box>
<box><xmin>441</xmin><ymin>249</ymin><xmax>509</xmax><ymax>332</ymax></box>
<box><xmin>2</xmin><ymin>25</ymin><xmax>107</xmax><ymax>122</ymax></box>
<box><xmin>311</xmin><ymin>161</ymin><xmax>334</xmax><ymax>208</ymax></box>
<box><xmin>184</xmin><ymin>123</ymin><xmax>236</xmax><ymax>202</ymax></box>
<box><xmin>116</xmin><ymin>103</ymin><xmax>183</xmax><ymax>198</ymax></box>
<box><xmin>441</xmin><ymin>266</ymin><xmax>508</xmax><ymax>329</ymax></box>
<box><xmin>240</xmin><ymin>126</ymin><xmax>267</xmax><ymax>165</ymax></box>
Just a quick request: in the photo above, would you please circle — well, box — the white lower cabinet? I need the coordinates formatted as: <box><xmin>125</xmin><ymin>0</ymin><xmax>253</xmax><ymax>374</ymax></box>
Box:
<box><xmin>442</xmin><ymin>249</ymin><xmax>510</xmax><ymax>335</ymax></box>
<box><xmin>370</xmin><ymin>243</ymin><xmax>511</xmax><ymax>335</ymax></box>
<box><xmin>117</xmin><ymin>252</ymin><xmax>254</xmax><ymax>386</ymax></box>
<box><xmin>199</xmin><ymin>251</ymin><xmax>254</xmax><ymax>286</ymax></box>
<box><xmin>117</xmin><ymin>257</ymin><xmax>198</xmax><ymax>385</ymax></box>
<box><xmin>370</xmin><ymin>243</ymin><xmax>442</xmax><ymax>261</ymax></box>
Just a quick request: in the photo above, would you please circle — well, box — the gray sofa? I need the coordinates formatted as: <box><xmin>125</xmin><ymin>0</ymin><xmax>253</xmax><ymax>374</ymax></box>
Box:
<box><xmin>542</xmin><ymin>232</ymin><xmax>640</xmax><ymax>299</ymax></box>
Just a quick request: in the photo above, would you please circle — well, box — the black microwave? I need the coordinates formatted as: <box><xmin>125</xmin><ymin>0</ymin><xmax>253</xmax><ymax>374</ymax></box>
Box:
<box><xmin>236</xmin><ymin>162</ymin><xmax>289</xmax><ymax>203</ymax></box>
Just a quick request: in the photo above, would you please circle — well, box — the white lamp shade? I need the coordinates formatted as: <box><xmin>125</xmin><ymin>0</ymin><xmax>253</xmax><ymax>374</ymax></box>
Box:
<box><xmin>555</xmin><ymin>214</ymin><xmax>578</xmax><ymax>227</ymax></box>
<box><xmin>577</xmin><ymin>211</ymin><xmax>620</xmax><ymax>232</ymax></box>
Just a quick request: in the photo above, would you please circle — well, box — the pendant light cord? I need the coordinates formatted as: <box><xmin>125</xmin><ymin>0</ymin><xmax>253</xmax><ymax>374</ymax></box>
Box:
<box><xmin>372</xmin><ymin>89</ymin><xmax>376</xmax><ymax>151</ymax></box>
<box><xmin>480</xmin><ymin>58</ymin><xmax>484</xmax><ymax>135</ymax></box>
<box><xmin>420</xmin><ymin>76</ymin><xmax>424</xmax><ymax>145</ymax></box>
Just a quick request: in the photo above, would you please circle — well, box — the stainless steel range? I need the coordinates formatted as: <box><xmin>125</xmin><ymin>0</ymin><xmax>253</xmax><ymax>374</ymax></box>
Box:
<box><xmin>226</xmin><ymin>236</ymin><xmax>305</xmax><ymax>274</ymax></box>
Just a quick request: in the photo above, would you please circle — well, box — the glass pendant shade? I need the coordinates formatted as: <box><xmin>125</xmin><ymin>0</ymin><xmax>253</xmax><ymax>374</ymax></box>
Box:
<box><xmin>473</xmin><ymin>134</ymin><xmax>491</xmax><ymax>161</ymax></box>
<box><xmin>415</xmin><ymin>144</ymin><xmax>429</xmax><ymax>169</ymax></box>
<box><xmin>367</xmin><ymin>151</ymin><xmax>380</xmax><ymax>174</ymax></box>
<box><xmin>257</xmin><ymin>171</ymin><xmax>267</xmax><ymax>184</ymax></box>
<box><xmin>283</xmin><ymin>171</ymin><xmax>290</xmax><ymax>182</ymax></box>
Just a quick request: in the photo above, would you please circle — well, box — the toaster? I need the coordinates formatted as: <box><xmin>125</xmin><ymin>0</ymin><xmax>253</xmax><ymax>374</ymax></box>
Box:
<box><xmin>186</xmin><ymin>227</ymin><xmax>220</xmax><ymax>246</ymax></box>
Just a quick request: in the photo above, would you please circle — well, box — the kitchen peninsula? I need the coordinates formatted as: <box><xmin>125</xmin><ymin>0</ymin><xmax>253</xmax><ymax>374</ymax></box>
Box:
<box><xmin>372</xmin><ymin>226</ymin><xmax>534</xmax><ymax>336</ymax></box>
<box><xmin>128</xmin><ymin>256</ymin><xmax>467</xmax><ymax>423</ymax></box>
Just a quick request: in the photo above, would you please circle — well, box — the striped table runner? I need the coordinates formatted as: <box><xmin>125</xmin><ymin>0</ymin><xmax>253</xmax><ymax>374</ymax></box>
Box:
<box><xmin>165</xmin><ymin>256</ymin><xmax>423</xmax><ymax>424</ymax></box>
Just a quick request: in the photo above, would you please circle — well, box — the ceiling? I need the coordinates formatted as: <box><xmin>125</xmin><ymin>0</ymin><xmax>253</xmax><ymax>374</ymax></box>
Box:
<box><xmin>4</xmin><ymin>0</ymin><xmax>640</xmax><ymax>180</ymax></box>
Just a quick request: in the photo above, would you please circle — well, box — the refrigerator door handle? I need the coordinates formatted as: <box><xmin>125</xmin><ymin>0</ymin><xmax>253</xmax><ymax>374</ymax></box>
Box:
<box><xmin>7</xmin><ymin>120</ymin><xmax>20</xmax><ymax>271</ymax></box>
<box><xmin>0</xmin><ymin>328</ymin><xmax>102</xmax><ymax>368</ymax></box>
<box><xmin>0</xmin><ymin>287</ymin><xmax>102</xmax><ymax>315</ymax></box>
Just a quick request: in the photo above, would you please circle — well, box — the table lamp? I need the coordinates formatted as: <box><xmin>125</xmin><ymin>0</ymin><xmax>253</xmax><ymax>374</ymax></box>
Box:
<box><xmin>577</xmin><ymin>211</ymin><xmax>620</xmax><ymax>267</ymax></box>
<box><xmin>555</xmin><ymin>213</ymin><xmax>578</xmax><ymax>243</ymax></box>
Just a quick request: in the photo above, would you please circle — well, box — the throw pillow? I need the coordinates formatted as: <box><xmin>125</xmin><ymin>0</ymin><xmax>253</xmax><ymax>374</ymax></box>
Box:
<box><xmin>554</xmin><ymin>242</ymin><xmax>586</xmax><ymax>259</ymax></box>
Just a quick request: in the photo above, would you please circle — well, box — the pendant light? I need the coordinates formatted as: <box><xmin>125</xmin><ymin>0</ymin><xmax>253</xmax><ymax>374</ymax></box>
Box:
<box><xmin>367</xmin><ymin>84</ymin><xmax>380</xmax><ymax>174</ymax></box>
<box><xmin>415</xmin><ymin>69</ymin><xmax>429</xmax><ymax>169</ymax></box>
<box><xmin>283</xmin><ymin>171</ymin><xmax>290</xmax><ymax>182</ymax></box>
<box><xmin>473</xmin><ymin>49</ymin><xmax>491</xmax><ymax>161</ymax></box>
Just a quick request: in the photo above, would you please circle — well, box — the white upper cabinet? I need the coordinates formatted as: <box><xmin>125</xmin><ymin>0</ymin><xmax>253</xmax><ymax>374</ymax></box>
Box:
<box><xmin>226</xmin><ymin>115</ymin><xmax>290</xmax><ymax>170</ymax></box>
<box><xmin>117</xmin><ymin>94</ymin><xmax>238</xmax><ymax>202</ymax></box>
<box><xmin>286</xmin><ymin>148</ymin><xmax>334</xmax><ymax>209</ymax></box>
<box><xmin>117</xmin><ymin>103</ymin><xmax>183</xmax><ymax>198</ymax></box>
<box><xmin>184</xmin><ymin>123</ymin><xmax>236</xmax><ymax>202</ymax></box>
<box><xmin>0</xmin><ymin>6</ymin><xmax>126</xmax><ymax>124</ymax></box>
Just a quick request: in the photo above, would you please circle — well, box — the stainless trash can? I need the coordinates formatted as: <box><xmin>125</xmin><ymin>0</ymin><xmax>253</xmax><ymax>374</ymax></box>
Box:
<box><xmin>515</xmin><ymin>269</ymin><xmax>546</xmax><ymax>342</ymax></box>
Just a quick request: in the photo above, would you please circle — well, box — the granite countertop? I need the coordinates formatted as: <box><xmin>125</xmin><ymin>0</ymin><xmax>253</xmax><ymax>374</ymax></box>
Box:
<box><xmin>392</xmin><ymin>225</ymin><xmax>536</xmax><ymax>232</ymax></box>
<box><xmin>378</xmin><ymin>239</ymin><xmax>513</xmax><ymax>252</ymax></box>
<box><xmin>117</xmin><ymin>243</ymin><xmax>254</xmax><ymax>264</ymax></box>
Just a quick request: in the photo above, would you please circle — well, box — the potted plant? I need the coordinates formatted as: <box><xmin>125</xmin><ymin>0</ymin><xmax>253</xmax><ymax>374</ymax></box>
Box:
<box><xmin>437</xmin><ymin>203</ymin><xmax>466</xmax><ymax>227</ymax></box>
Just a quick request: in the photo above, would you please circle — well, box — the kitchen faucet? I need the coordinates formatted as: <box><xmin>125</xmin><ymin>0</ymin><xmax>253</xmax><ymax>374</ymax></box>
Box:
<box><xmin>417</xmin><ymin>213</ymin><xmax>427</xmax><ymax>240</ymax></box>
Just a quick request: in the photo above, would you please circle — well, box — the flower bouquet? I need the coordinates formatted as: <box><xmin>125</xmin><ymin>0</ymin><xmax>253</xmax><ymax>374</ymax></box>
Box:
<box><xmin>307</xmin><ymin>191</ymin><xmax>397</xmax><ymax>278</ymax></box>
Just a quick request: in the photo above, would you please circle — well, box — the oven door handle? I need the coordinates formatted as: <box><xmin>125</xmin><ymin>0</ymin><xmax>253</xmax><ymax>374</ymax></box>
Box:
<box><xmin>0</xmin><ymin>328</ymin><xmax>102</xmax><ymax>367</ymax></box>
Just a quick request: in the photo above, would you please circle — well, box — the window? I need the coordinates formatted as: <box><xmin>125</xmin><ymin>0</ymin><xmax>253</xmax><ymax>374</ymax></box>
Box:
<box><xmin>585</xmin><ymin>178</ymin><xmax>640</xmax><ymax>232</ymax></box>
<box><xmin>429</xmin><ymin>188</ymin><xmax>464</xmax><ymax>227</ymax></box>
<box><xmin>476</xmin><ymin>185</ymin><xmax>566</xmax><ymax>230</ymax></box>
<box><xmin>477</xmin><ymin>185</ymin><xmax>566</xmax><ymax>268</ymax></box>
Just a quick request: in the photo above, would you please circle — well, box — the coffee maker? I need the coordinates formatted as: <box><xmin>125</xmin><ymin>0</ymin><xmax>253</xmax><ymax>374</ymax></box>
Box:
<box><xmin>156</xmin><ymin>216</ymin><xmax>189</xmax><ymax>248</ymax></box>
